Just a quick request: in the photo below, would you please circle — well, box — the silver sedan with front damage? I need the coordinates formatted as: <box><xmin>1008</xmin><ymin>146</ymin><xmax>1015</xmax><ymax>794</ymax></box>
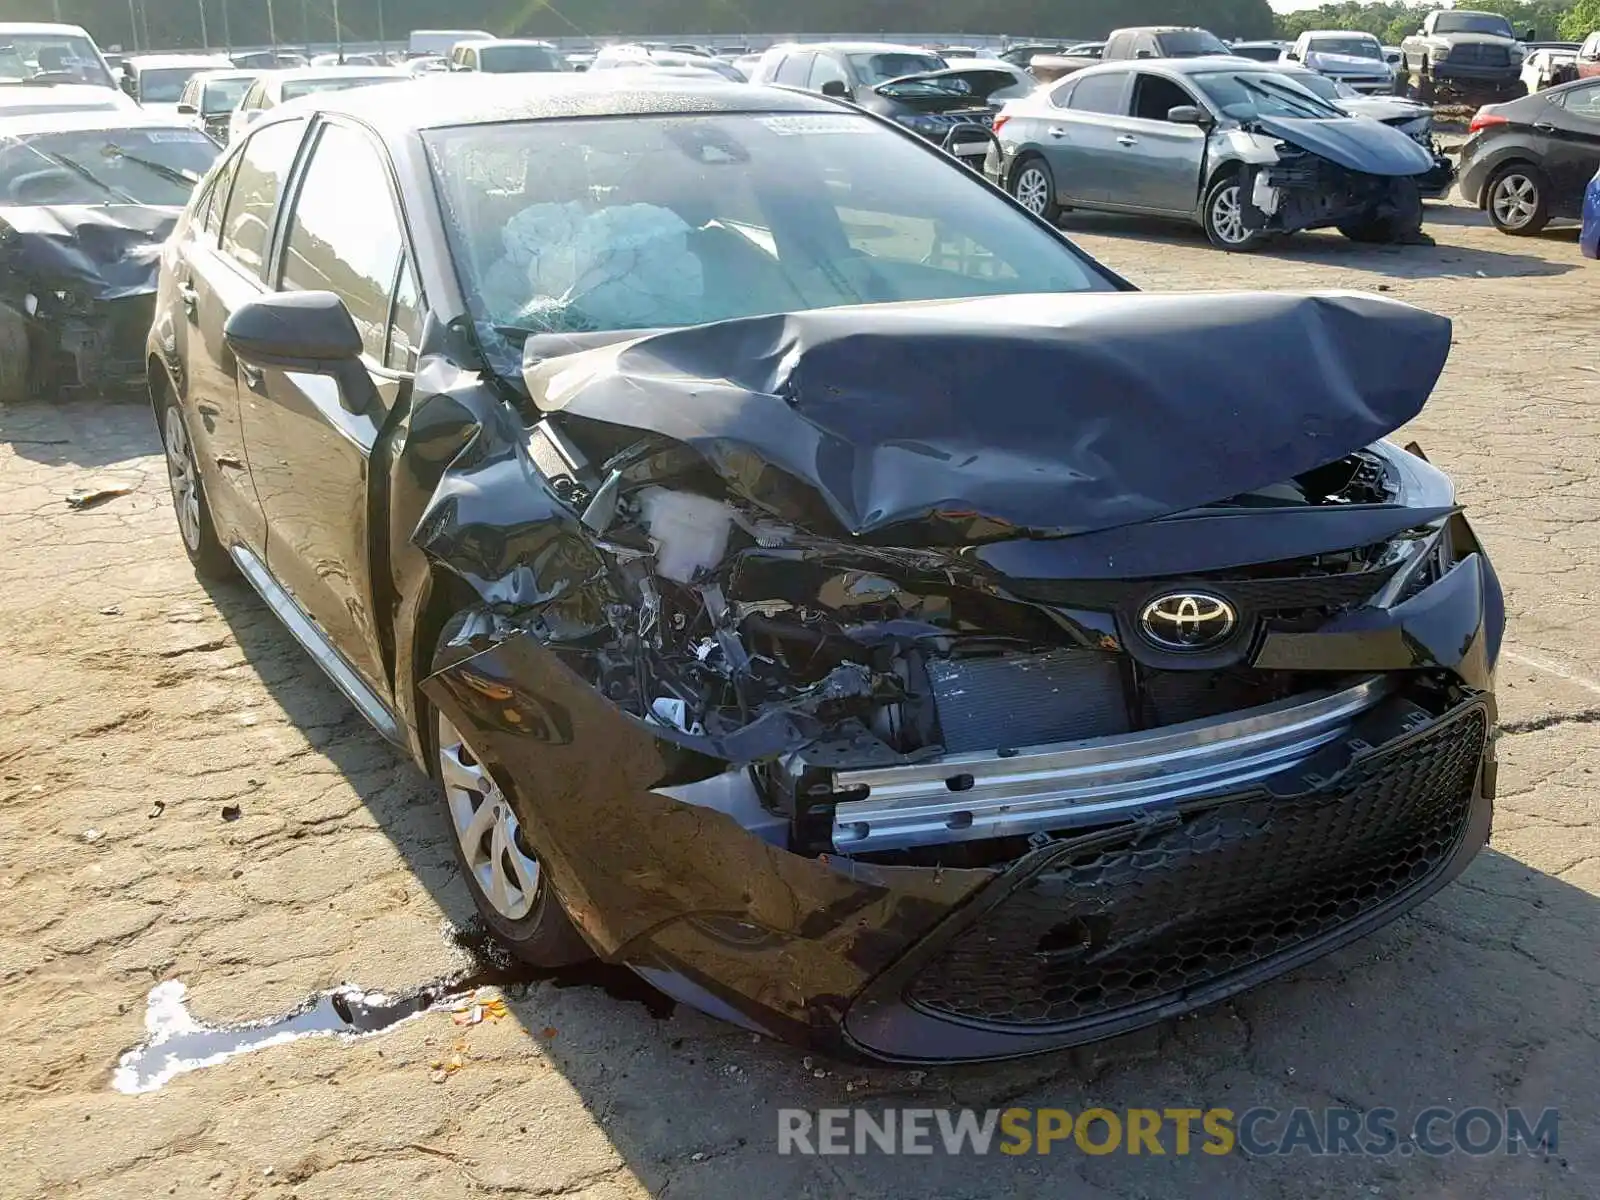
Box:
<box><xmin>989</xmin><ymin>57</ymin><xmax>1437</xmax><ymax>250</ymax></box>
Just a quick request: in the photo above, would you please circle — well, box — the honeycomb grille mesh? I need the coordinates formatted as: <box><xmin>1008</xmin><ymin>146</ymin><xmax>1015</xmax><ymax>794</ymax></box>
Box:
<box><xmin>905</xmin><ymin>707</ymin><xmax>1488</xmax><ymax>1028</ymax></box>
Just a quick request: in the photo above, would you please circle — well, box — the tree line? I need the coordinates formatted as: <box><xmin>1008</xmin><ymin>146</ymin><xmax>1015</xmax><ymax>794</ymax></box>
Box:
<box><xmin>7</xmin><ymin>0</ymin><xmax>1278</xmax><ymax>52</ymax></box>
<box><xmin>8</xmin><ymin>0</ymin><xmax>1597</xmax><ymax>55</ymax></box>
<box><xmin>1272</xmin><ymin>0</ymin><xmax>1600</xmax><ymax>44</ymax></box>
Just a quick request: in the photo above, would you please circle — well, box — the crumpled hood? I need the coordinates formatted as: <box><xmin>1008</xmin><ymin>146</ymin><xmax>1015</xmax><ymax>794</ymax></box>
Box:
<box><xmin>1304</xmin><ymin>51</ymin><xmax>1390</xmax><ymax>74</ymax></box>
<box><xmin>1335</xmin><ymin>95</ymin><xmax>1432</xmax><ymax>123</ymax></box>
<box><xmin>0</xmin><ymin>203</ymin><xmax>177</xmax><ymax>302</ymax></box>
<box><xmin>524</xmin><ymin>290</ymin><xmax>1451</xmax><ymax>543</ymax></box>
<box><xmin>875</xmin><ymin>66</ymin><xmax>1027</xmax><ymax>106</ymax></box>
<box><xmin>1253</xmin><ymin>114</ymin><xmax>1434</xmax><ymax>175</ymax></box>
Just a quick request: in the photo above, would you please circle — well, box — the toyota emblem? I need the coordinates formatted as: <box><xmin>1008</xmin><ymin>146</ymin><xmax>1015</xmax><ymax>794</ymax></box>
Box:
<box><xmin>1139</xmin><ymin>591</ymin><xmax>1238</xmax><ymax>651</ymax></box>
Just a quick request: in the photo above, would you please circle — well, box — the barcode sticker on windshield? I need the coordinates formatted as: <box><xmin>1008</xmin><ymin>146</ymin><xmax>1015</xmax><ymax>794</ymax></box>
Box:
<box><xmin>757</xmin><ymin>115</ymin><xmax>870</xmax><ymax>137</ymax></box>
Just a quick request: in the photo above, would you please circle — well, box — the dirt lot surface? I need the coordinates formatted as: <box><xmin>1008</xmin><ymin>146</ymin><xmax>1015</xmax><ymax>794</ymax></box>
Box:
<box><xmin>1</xmin><ymin>199</ymin><xmax>1596</xmax><ymax>1199</ymax></box>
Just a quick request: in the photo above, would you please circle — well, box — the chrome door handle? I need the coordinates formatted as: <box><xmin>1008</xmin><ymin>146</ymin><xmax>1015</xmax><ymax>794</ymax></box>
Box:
<box><xmin>1532</xmin><ymin>121</ymin><xmax>1556</xmax><ymax>131</ymax></box>
<box><xmin>177</xmin><ymin>281</ymin><xmax>198</xmax><ymax>320</ymax></box>
<box><xmin>1047</xmin><ymin>126</ymin><xmax>1069</xmax><ymax>139</ymax></box>
<box><xmin>1116</xmin><ymin>135</ymin><xmax>1138</xmax><ymax>146</ymax></box>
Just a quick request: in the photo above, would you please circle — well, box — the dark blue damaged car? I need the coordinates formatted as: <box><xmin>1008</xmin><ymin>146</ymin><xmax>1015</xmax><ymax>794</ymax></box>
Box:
<box><xmin>148</xmin><ymin>73</ymin><xmax>1503</xmax><ymax>1063</ymax></box>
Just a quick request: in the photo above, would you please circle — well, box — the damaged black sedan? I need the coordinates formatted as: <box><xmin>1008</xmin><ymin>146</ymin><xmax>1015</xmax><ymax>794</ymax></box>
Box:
<box><xmin>0</xmin><ymin>110</ymin><xmax>218</xmax><ymax>401</ymax></box>
<box><xmin>150</xmin><ymin>74</ymin><xmax>1502</xmax><ymax>1063</ymax></box>
<box><xmin>990</xmin><ymin>58</ymin><xmax>1437</xmax><ymax>249</ymax></box>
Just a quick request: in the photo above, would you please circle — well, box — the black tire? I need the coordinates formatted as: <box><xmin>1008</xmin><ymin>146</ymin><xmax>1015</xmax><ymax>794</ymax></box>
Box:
<box><xmin>430</xmin><ymin>612</ymin><xmax>592</xmax><ymax>968</ymax></box>
<box><xmin>1338</xmin><ymin>177</ymin><xmax>1425</xmax><ymax>243</ymax></box>
<box><xmin>1202</xmin><ymin>174</ymin><xmax>1267</xmax><ymax>251</ymax></box>
<box><xmin>1411</xmin><ymin>62</ymin><xmax>1436</xmax><ymax>103</ymax></box>
<box><xmin>158</xmin><ymin>384</ymin><xmax>235</xmax><ymax>580</ymax></box>
<box><xmin>1010</xmin><ymin>155</ymin><xmax>1062</xmax><ymax>224</ymax></box>
<box><xmin>1484</xmin><ymin>162</ymin><xmax>1551</xmax><ymax>235</ymax></box>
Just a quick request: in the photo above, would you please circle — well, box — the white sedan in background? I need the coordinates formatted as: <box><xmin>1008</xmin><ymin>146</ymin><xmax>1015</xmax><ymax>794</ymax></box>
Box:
<box><xmin>227</xmin><ymin>66</ymin><xmax>405</xmax><ymax>145</ymax></box>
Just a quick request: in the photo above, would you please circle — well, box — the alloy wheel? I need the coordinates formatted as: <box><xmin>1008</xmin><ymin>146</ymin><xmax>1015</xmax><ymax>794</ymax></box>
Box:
<box><xmin>163</xmin><ymin>406</ymin><xmax>201</xmax><ymax>552</ymax></box>
<box><xmin>1210</xmin><ymin>184</ymin><xmax>1248</xmax><ymax>245</ymax></box>
<box><xmin>1490</xmin><ymin>173</ymin><xmax>1538</xmax><ymax>229</ymax></box>
<box><xmin>1015</xmin><ymin>165</ymin><xmax>1051</xmax><ymax>216</ymax></box>
<box><xmin>437</xmin><ymin>712</ymin><xmax>541</xmax><ymax>920</ymax></box>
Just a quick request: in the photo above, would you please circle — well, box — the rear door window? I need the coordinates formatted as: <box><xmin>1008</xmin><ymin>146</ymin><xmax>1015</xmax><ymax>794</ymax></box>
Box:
<box><xmin>808</xmin><ymin>53</ymin><xmax>849</xmax><ymax>92</ymax></box>
<box><xmin>776</xmin><ymin>52</ymin><xmax>814</xmax><ymax>87</ymax></box>
<box><xmin>220</xmin><ymin>119</ymin><xmax>305</xmax><ymax>279</ymax></box>
<box><xmin>1067</xmin><ymin>72</ymin><xmax>1128</xmax><ymax>115</ymax></box>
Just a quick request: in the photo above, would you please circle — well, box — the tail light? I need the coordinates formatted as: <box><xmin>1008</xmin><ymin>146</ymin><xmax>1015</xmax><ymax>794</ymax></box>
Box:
<box><xmin>991</xmin><ymin>115</ymin><xmax>1010</xmax><ymax>136</ymax></box>
<box><xmin>1468</xmin><ymin>108</ymin><xmax>1509</xmax><ymax>133</ymax></box>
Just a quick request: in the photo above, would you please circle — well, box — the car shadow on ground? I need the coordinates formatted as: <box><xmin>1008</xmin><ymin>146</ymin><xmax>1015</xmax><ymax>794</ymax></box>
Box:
<box><xmin>0</xmin><ymin>388</ymin><xmax>157</xmax><ymax>469</ymax></box>
<box><xmin>176</xmin><ymin>573</ymin><xmax>1599</xmax><ymax>1193</ymax></box>
<box><xmin>1059</xmin><ymin>212</ymin><xmax>1578</xmax><ymax>279</ymax></box>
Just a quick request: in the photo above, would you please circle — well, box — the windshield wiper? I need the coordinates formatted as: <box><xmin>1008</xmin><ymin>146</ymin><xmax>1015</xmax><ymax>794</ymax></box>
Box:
<box><xmin>1237</xmin><ymin>75</ymin><xmax>1337</xmax><ymax>120</ymax></box>
<box><xmin>24</xmin><ymin>146</ymin><xmax>139</xmax><ymax>203</ymax></box>
<box><xmin>101</xmin><ymin>143</ymin><xmax>201</xmax><ymax>188</ymax></box>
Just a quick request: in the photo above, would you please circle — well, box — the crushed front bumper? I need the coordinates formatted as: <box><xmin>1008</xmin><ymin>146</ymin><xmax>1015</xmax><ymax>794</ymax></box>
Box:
<box><xmin>844</xmin><ymin>688</ymin><xmax>1492</xmax><ymax>1061</ymax></box>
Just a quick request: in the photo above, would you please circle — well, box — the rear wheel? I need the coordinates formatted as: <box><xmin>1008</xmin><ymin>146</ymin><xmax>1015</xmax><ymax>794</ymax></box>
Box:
<box><xmin>1010</xmin><ymin>156</ymin><xmax>1061</xmax><ymax>223</ymax></box>
<box><xmin>1203</xmin><ymin>175</ymin><xmax>1267</xmax><ymax>251</ymax></box>
<box><xmin>160</xmin><ymin>389</ymin><xmax>234</xmax><ymax>579</ymax></box>
<box><xmin>1485</xmin><ymin>163</ymin><xmax>1550</xmax><ymax>235</ymax></box>
<box><xmin>431</xmin><ymin>614</ymin><xmax>591</xmax><ymax>967</ymax></box>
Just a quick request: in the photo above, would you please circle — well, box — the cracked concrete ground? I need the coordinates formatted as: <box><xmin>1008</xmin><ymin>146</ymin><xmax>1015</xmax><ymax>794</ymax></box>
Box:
<box><xmin>1</xmin><ymin>200</ymin><xmax>1596</xmax><ymax>1198</ymax></box>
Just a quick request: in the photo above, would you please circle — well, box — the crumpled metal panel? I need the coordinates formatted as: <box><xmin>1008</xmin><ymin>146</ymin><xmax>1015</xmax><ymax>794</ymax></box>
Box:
<box><xmin>525</xmin><ymin>290</ymin><xmax>1451</xmax><ymax>543</ymax></box>
<box><xmin>0</xmin><ymin>203</ymin><xmax>176</xmax><ymax>302</ymax></box>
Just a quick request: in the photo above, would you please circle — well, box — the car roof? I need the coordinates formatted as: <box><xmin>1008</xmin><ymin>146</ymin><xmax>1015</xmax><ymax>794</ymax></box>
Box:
<box><xmin>126</xmin><ymin>54</ymin><xmax>233</xmax><ymax>69</ymax></box>
<box><xmin>266</xmin><ymin>65</ymin><xmax>405</xmax><ymax>88</ymax></box>
<box><xmin>1301</xmin><ymin>30</ymin><xmax>1380</xmax><ymax>39</ymax></box>
<box><xmin>1075</xmin><ymin>55</ymin><xmax>1262</xmax><ymax>78</ymax></box>
<box><xmin>458</xmin><ymin>39</ymin><xmax>557</xmax><ymax>50</ymax></box>
<box><xmin>0</xmin><ymin>81</ymin><xmax>121</xmax><ymax>100</ymax></box>
<box><xmin>0</xmin><ymin>108</ymin><xmax>208</xmax><ymax>138</ymax></box>
<box><xmin>0</xmin><ymin>22</ymin><xmax>96</xmax><ymax>35</ymax></box>
<box><xmin>767</xmin><ymin>41</ymin><xmax>943</xmax><ymax>56</ymax></box>
<box><xmin>269</xmin><ymin>72</ymin><xmax>839</xmax><ymax>135</ymax></box>
<box><xmin>192</xmin><ymin>69</ymin><xmax>261</xmax><ymax>83</ymax></box>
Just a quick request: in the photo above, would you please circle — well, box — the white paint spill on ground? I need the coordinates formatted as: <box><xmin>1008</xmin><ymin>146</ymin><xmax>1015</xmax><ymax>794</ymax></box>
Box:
<box><xmin>112</xmin><ymin>980</ymin><xmax>439</xmax><ymax>1094</ymax></box>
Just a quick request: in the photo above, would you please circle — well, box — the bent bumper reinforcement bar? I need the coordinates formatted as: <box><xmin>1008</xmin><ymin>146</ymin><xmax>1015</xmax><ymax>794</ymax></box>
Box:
<box><xmin>831</xmin><ymin>676</ymin><xmax>1392</xmax><ymax>853</ymax></box>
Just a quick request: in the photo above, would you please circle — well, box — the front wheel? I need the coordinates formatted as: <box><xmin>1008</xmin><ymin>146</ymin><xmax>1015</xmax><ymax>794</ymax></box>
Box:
<box><xmin>1486</xmin><ymin>163</ymin><xmax>1550</xmax><ymax>235</ymax></box>
<box><xmin>1338</xmin><ymin>177</ymin><xmax>1425</xmax><ymax>243</ymax></box>
<box><xmin>1010</xmin><ymin>156</ymin><xmax>1062</xmax><ymax>224</ymax></box>
<box><xmin>431</xmin><ymin>615</ymin><xmax>591</xmax><ymax>967</ymax></box>
<box><xmin>1203</xmin><ymin>176</ymin><xmax>1267</xmax><ymax>251</ymax></box>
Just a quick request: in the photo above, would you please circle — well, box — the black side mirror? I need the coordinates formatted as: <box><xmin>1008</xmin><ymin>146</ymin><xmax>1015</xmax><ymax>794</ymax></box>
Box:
<box><xmin>224</xmin><ymin>291</ymin><xmax>375</xmax><ymax>412</ymax></box>
<box><xmin>225</xmin><ymin>291</ymin><xmax>360</xmax><ymax>364</ymax></box>
<box><xmin>1283</xmin><ymin>50</ymin><xmax>1299</xmax><ymax>60</ymax></box>
<box><xmin>1135</xmin><ymin>48</ymin><xmax>1153</xmax><ymax>58</ymax></box>
<box><xmin>176</xmin><ymin>101</ymin><xmax>197</xmax><ymax>114</ymax></box>
<box><xmin>820</xmin><ymin>78</ymin><xmax>851</xmax><ymax>98</ymax></box>
<box><xmin>1166</xmin><ymin>104</ymin><xmax>1206</xmax><ymax>126</ymax></box>
<box><xmin>1524</xmin><ymin>27</ymin><xmax>1537</xmax><ymax>42</ymax></box>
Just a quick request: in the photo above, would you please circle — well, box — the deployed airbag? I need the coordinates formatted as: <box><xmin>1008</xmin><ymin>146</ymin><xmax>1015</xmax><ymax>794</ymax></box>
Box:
<box><xmin>525</xmin><ymin>290</ymin><xmax>1451</xmax><ymax>541</ymax></box>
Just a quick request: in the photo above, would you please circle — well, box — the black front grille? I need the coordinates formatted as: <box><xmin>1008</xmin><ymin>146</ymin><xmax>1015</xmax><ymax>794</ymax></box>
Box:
<box><xmin>1006</xmin><ymin>565</ymin><xmax>1396</xmax><ymax>615</ymax></box>
<box><xmin>1448</xmin><ymin>44</ymin><xmax>1510</xmax><ymax>66</ymax></box>
<box><xmin>905</xmin><ymin>704</ymin><xmax>1487</xmax><ymax>1028</ymax></box>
